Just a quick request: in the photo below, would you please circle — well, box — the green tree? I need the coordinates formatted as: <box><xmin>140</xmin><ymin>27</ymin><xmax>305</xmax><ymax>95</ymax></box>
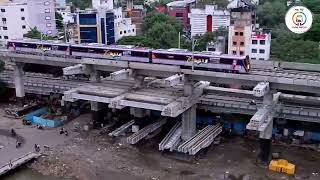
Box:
<box><xmin>303</xmin><ymin>14</ymin><xmax>320</xmax><ymax>42</ymax></box>
<box><xmin>55</xmin><ymin>12</ymin><xmax>64</xmax><ymax>30</ymax></box>
<box><xmin>192</xmin><ymin>27</ymin><xmax>228</xmax><ymax>51</ymax></box>
<box><xmin>24</xmin><ymin>27</ymin><xmax>57</xmax><ymax>40</ymax></box>
<box><xmin>67</xmin><ymin>0</ymin><xmax>91</xmax><ymax>9</ymax></box>
<box><xmin>116</xmin><ymin>36</ymin><xmax>154</xmax><ymax>47</ymax></box>
<box><xmin>146</xmin><ymin>22</ymin><xmax>179</xmax><ymax>49</ymax></box>
<box><xmin>142</xmin><ymin>12</ymin><xmax>183</xmax><ymax>34</ymax></box>
<box><xmin>257</xmin><ymin>1</ymin><xmax>286</xmax><ymax>27</ymax></box>
<box><xmin>302</xmin><ymin>0</ymin><xmax>320</xmax><ymax>14</ymax></box>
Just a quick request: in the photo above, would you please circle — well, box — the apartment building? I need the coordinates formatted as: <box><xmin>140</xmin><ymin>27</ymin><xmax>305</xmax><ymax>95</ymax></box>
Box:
<box><xmin>227</xmin><ymin>1</ymin><xmax>255</xmax><ymax>56</ymax></box>
<box><xmin>250</xmin><ymin>30</ymin><xmax>271</xmax><ymax>60</ymax></box>
<box><xmin>189</xmin><ymin>5</ymin><xmax>230</xmax><ymax>37</ymax></box>
<box><xmin>0</xmin><ymin>0</ymin><xmax>57</xmax><ymax>40</ymax></box>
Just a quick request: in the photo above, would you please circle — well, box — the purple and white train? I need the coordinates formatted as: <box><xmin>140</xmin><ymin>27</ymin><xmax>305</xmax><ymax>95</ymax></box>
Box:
<box><xmin>7</xmin><ymin>39</ymin><xmax>251</xmax><ymax>73</ymax></box>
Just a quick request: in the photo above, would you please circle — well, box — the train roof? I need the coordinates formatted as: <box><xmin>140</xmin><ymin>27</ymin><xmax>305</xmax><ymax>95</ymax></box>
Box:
<box><xmin>72</xmin><ymin>43</ymin><xmax>151</xmax><ymax>52</ymax></box>
<box><xmin>8</xmin><ymin>39</ymin><xmax>70</xmax><ymax>46</ymax></box>
<box><xmin>153</xmin><ymin>49</ymin><xmax>247</xmax><ymax>59</ymax></box>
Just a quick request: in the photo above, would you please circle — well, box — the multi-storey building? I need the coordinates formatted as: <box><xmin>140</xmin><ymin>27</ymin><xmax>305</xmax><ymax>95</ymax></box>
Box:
<box><xmin>0</xmin><ymin>0</ymin><xmax>57</xmax><ymax>40</ymax></box>
<box><xmin>77</xmin><ymin>6</ymin><xmax>135</xmax><ymax>44</ymax></box>
<box><xmin>250</xmin><ymin>30</ymin><xmax>271</xmax><ymax>60</ymax></box>
<box><xmin>189</xmin><ymin>5</ymin><xmax>230</xmax><ymax>37</ymax></box>
<box><xmin>167</xmin><ymin>1</ymin><xmax>189</xmax><ymax>30</ymax></box>
<box><xmin>227</xmin><ymin>0</ymin><xmax>256</xmax><ymax>56</ymax></box>
<box><xmin>27</xmin><ymin>0</ymin><xmax>57</xmax><ymax>36</ymax></box>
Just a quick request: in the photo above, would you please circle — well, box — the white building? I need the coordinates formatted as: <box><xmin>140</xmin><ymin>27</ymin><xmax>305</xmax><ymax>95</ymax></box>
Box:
<box><xmin>0</xmin><ymin>1</ymin><xmax>29</xmax><ymax>40</ymax></box>
<box><xmin>250</xmin><ymin>31</ymin><xmax>271</xmax><ymax>60</ymax></box>
<box><xmin>27</xmin><ymin>0</ymin><xmax>57</xmax><ymax>36</ymax></box>
<box><xmin>0</xmin><ymin>0</ymin><xmax>57</xmax><ymax>41</ymax></box>
<box><xmin>189</xmin><ymin>5</ymin><xmax>230</xmax><ymax>37</ymax></box>
<box><xmin>92</xmin><ymin>0</ymin><xmax>113</xmax><ymax>9</ymax></box>
<box><xmin>113</xmin><ymin>7</ymin><xmax>136</xmax><ymax>41</ymax></box>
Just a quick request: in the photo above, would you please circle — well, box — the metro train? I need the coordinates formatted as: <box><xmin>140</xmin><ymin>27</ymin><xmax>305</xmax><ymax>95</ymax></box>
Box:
<box><xmin>7</xmin><ymin>39</ymin><xmax>251</xmax><ymax>73</ymax></box>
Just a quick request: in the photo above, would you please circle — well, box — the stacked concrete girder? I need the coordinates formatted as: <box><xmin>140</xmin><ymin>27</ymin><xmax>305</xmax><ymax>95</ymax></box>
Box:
<box><xmin>109</xmin><ymin>120</ymin><xmax>135</xmax><ymax>137</ymax></box>
<box><xmin>127</xmin><ymin>118</ymin><xmax>167</xmax><ymax>144</ymax></box>
<box><xmin>159</xmin><ymin>121</ymin><xmax>182</xmax><ymax>151</ymax></box>
<box><xmin>177</xmin><ymin>124</ymin><xmax>222</xmax><ymax>155</ymax></box>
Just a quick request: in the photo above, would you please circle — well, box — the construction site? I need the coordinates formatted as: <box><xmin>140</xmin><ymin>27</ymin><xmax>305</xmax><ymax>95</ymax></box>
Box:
<box><xmin>0</xmin><ymin>47</ymin><xmax>319</xmax><ymax>180</ymax></box>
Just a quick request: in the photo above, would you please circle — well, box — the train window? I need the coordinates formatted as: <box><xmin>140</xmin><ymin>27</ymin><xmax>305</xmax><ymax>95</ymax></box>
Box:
<box><xmin>220</xmin><ymin>58</ymin><xmax>234</xmax><ymax>64</ymax></box>
<box><xmin>236</xmin><ymin>60</ymin><xmax>244</xmax><ymax>65</ymax></box>
<box><xmin>131</xmin><ymin>51</ymin><xmax>149</xmax><ymax>57</ymax></box>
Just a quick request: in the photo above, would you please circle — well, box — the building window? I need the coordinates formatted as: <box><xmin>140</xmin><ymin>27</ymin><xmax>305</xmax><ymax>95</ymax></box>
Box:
<box><xmin>252</xmin><ymin>58</ymin><xmax>256</xmax><ymax>60</ymax></box>
<box><xmin>128</xmin><ymin>30</ymin><xmax>130</xmax><ymax>33</ymax></box>
<box><xmin>240</xmin><ymin>51</ymin><xmax>244</xmax><ymax>55</ymax></box>
<box><xmin>252</xmin><ymin>40</ymin><xmax>257</xmax><ymax>44</ymax></box>
<box><xmin>124</xmin><ymin>30</ymin><xmax>126</xmax><ymax>34</ymax></box>
<box><xmin>251</xmin><ymin>49</ymin><xmax>257</xmax><ymax>53</ymax></box>
<box><xmin>20</xmin><ymin>8</ymin><xmax>24</xmax><ymax>12</ymax></box>
<box><xmin>259</xmin><ymin>58</ymin><xmax>265</xmax><ymax>60</ymax></box>
<box><xmin>120</xmin><ymin>31</ymin><xmax>122</xmax><ymax>34</ymax></box>
<box><xmin>47</xmin><ymin>30</ymin><xmax>52</xmax><ymax>34</ymax></box>
<box><xmin>4</xmin><ymin>36</ymin><xmax>8</xmax><ymax>39</ymax></box>
<box><xmin>0</xmin><ymin>36</ymin><xmax>2</xmax><ymax>39</ymax></box>
<box><xmin>1</xmin><ymin>9</ymin><xmax>5</xmax><ymax>12</ymax></box>
<box><xmin>3</xmin><ymin>27</ymin><xmax>7</xmax><ymax>30</ymax></box>
<box><xmin>45</xmin><ymin>16</ymin><xmax>51</xmax><ymax>20</ymax></box>
<box><xmin>2</xmin><ymin>18</ymin><xmax>6</xmax><ymax>21</ymax></box>
<box><xmin>45</xmin><ymin>9</ymin><xmax>50</xmax><ymax>13</ymax></box>
<box><xmin>233</xmin><ymin>41</ymin><xmax>237</xmax><ymax>45</ymax></box>
<box><xmin>21</xmin><ymin>17</ymin><xmax>25</xmax><ymax>20</ymax></box>
<box><xmin>232</xmin><ymin>51</ymin><xmax>236</xmax><ymax>55</ymax></box>
<box><xmin>240</xmin><ymin>32</ymin><xmax>244</xmax><ymax>36</ymax></box>
<box><xmin>46</xmin><ymin>23</ymin><xmax>51</xmax><ymax>27</ymax></box>
<box><xmin>235</xmin><ymin>32</ymin><xmax>239</xmax><ymax>36</ymax></box>
<box><xmin>176</xmin><ymin>13</ymin><xmax>183</xmax><ymax>17</ymax></box>
<box><xmin>259</xmin><ymin>49</ymin><xmax>265</xmax><ymax>54</ymax></box>
<box><xmin>22</xmin><ymin>25</ymin><xmax>26</xmax><ymax>29</ymax></box>
<box><xmin>260</xmin><ymin>40</ymin><xmax>266</xmax><ymax>45</ymax></box>
<box><xmin>240</xmin><ymin>42</ymin><xmax>244</xmax><ymax>46</ymax></box>
<box><xmin>44</xmin><ymin>1</ymin><xmax>50</xmax><ymax>6</ymax></box>
<box><xmin>132</xmin><ymin>29</ymin><xmax>134</xmax><ymax>32</ymax></box>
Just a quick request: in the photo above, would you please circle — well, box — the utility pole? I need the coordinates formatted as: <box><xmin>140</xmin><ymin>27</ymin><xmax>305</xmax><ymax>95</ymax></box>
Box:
<box><xmin>178</xmin><ymin>32</ymin><xmax>181</xmax><ymax>49</ymax></box>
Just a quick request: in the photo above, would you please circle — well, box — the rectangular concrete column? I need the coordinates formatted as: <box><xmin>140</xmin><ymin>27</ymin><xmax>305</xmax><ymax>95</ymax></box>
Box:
<box><xmin>91</xmin><ymin>101</ymin><xmax>104</xmax><ymax>128</ymax></box>
<box><xmin>181</xmin><ymin>105</ymin><xmax>196</xmax><ymax>141</ymax></box>
<box><xmin>88</xmin><ymin>65</ymin><xmax>100</xmax><ymax>82</ymax></box>
<box><xmin>13</xmin><ymin>64</ymin><xmax>25</xmax><ymax>105</ymax></box>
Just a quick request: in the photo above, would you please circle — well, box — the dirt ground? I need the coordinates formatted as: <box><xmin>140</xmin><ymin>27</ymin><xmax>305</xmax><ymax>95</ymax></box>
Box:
<box><xmin>1</xmin><ymin>105</ymin><xmax>320</xmax><ymax>180</ymax></box>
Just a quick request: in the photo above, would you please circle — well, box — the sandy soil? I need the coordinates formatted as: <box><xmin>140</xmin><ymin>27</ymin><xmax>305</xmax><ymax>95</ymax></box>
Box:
<box><xmin>28</xmin><ymin>114</ymin><xmax>320</xmax><ymax>180</ymax></box>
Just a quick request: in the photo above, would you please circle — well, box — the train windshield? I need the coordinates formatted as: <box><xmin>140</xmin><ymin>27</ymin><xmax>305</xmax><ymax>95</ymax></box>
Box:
<box><xmin>244</xmin><ymin>56</ymin><xmax>251</xmax><ymax>72</ymax></box>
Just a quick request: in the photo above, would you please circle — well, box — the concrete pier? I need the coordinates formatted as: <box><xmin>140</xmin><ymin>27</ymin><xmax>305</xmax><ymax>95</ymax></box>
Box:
<box><xmin>13</xmin><ymin>63</ymin><xmax>25</xmax><ymax>106</ymax></box>
<box><xmin>181</xmin><ymin>105</ymin><xmax>197</xmax><ymax>141</ymax></box>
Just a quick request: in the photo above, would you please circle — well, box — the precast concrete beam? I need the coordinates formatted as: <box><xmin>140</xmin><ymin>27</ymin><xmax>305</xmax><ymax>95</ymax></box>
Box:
<box><xmin>87</xmin><ymin>65</ymin><xmax>100</xmax><ymax>82</ymax></box>
<box><xmin>247</xmin><ymin>92</ymin><xmax>281</xmax><ymax>133</ymax></box>
<box><xmin>63</xmin><ymin>64</ymin><xmax>89</xmax><ymax>75</ymax></box>
<box><xmin>162</xmin><ymin>81</ymin><xmax>209</xmax><ymax>117</ymax></box>
<box><xmin>109</xmin><ymin>69</ymin><xmax>132</xmax><ymax>81</ymax></box>
<box><xmin>164</xmin><ymin>74</ymin><xmax>184</xmax><ymax>87</ymax></box>
<box><xmin>253</xmin><ymin>82</ymin><xmax>270</xmax><ymax>97</ymax></box>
